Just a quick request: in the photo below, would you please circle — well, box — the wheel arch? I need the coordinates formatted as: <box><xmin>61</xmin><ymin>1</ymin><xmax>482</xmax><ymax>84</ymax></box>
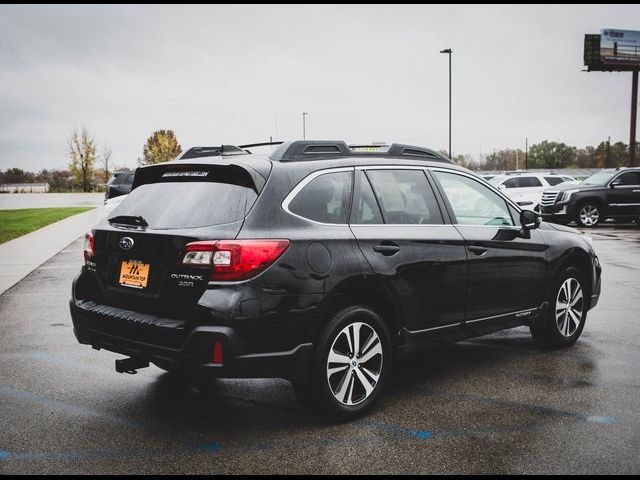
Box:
<box><xmin>553</xmin><ymin>248</ymin><xmax>593</xmax><ymax>310</ymax></box>
<box><xmin>321</xmin><ymin>275</ymin><xmax>403</xmax><ymax>343</ymax></box>
<box><xmin>575</xmin><ymin>196</ymin><xmax>607</xmax><ymax>216</ymax></box>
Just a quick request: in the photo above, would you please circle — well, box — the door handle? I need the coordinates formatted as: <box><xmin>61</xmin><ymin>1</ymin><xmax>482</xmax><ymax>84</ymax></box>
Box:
<box><xmin>373</xmin><ymin>243</ymin><xmax>400</xmax><ymax>255</ymax></box>
<box><xmin>633</xmin><ymin>190</ymin><xmax>640</xmax><ymax>193</ymax></box>
<box><xmin>467</xmin><ymin>245</ymin><xmax>487</xmax><ymax>256</ymax></box>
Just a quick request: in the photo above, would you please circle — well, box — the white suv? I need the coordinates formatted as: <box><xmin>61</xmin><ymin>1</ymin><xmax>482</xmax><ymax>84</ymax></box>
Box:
<box><xmin>488</xmin><ymin>173</ymin><xmax>578</xmax><ymax>211</ymax></box>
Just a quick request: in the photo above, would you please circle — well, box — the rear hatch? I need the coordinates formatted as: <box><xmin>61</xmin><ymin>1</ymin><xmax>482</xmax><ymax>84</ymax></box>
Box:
<box><xmin>89</xmin><ymin>161</ymin><xmax>269</xmax><ymax>315</ymax></box>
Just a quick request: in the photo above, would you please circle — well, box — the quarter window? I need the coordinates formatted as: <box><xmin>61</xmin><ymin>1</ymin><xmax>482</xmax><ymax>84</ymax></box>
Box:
<box><xmin>433</xmin><ymin>171</ymin><xmax>514</xmax><ymax>226</ymax></box>
<box><xmin>366</xmin><ymin>170</ymin><xmax>443</xmax><ymax>225</ymax></box>
<box><xmin>288</xmin><ymin>171</ymin><xmax>353</xmax><ymax>224</ymax></box>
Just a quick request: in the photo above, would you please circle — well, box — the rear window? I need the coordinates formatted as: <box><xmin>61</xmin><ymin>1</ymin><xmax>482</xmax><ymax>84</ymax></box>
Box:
<box><xmin>110</xmin><ymin>173</ymin><xmax>134</xmax><ymax>186</ymax></box>
<box><xmin>110</xmin><ymin>167</ymin><xmax>258</xmax><ymax>229</ymax></box>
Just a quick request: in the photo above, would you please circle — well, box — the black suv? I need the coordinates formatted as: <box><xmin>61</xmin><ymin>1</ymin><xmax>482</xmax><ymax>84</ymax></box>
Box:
<box><xmin>71</xmin><ymin>141</ymin><xmax>601</xmax><ymax>419</ymax></box>
<box><xmin>105</xmin><ymin>170</ymin><xmax>134</xmax><ymax>202</ymax></box>
<box><xmin>540</xmin><ymin>168</ymin><xmax>640</xmax><ymax>227</ymax></box>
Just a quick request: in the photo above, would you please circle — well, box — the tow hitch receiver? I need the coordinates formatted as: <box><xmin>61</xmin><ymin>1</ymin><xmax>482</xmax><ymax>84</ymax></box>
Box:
<box><xmin>115</xmin><ymin>357</ymin><xmax>149</xmax><ymax>374</ymax></box>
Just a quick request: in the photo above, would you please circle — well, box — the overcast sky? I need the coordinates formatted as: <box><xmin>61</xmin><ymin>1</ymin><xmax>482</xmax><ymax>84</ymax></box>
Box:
<box><xmin>0</xmin><ymin>4</ymin><xmax>638</xmax><ymax>171</ymax></box>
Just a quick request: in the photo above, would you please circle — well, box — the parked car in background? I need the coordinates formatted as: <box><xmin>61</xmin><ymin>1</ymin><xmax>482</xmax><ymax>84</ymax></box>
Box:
<box><xmin>540</xmin><ymin>167</ymin><xmax>640</xmax><ymax>227</ymax></box>
<box><xmin>105</xmin><ymin>170</ymin><xmax>134</xmax><ymax>202</ymax></box>
<box><xmin>489</xmin><ymin>172</ymin><xmax>578</xmax><ymax>211</ymax></box>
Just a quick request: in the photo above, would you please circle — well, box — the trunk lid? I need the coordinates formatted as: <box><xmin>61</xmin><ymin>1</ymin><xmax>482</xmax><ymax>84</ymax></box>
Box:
<box><xmin>89</xmin><ymin>161</ymin><xmax>269</xmax><ymax>314</ymax></box>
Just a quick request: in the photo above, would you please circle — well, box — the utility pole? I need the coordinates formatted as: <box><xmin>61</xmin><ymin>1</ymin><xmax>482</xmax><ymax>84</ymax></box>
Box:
<box><xmin>440</xmin><ymin>48</ymin><xmax>452</xmax><ymax>159</ymax></box>
<box><xmin>302</xmin><ymin>112</ymin><xmax>309</xmax><ymax>140</ymax></box>
<box><xmin>631</xmin><ymin>70</ymin><xmax>638</xmax><ymax>167</ymax></box>
<box><xmin>606</xmin><ymin>136</ymin><xmax>611</xmax><ymax>168</ymax></box>
<box><xmin>525</xmin><ymin>138</ymin><xmax>528</xmax><ymax>170</ymax></box>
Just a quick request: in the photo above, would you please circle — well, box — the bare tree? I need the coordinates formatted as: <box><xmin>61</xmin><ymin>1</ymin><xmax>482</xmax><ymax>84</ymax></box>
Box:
<box><xmin>102</xmin><ymin>146</ymin><xmax>112</xmax><ymax>183</ymax></box>
<box><xmin>68</xmin><ymin>127</ymin><xmax>97</xmax><ymax>192</ymax></box>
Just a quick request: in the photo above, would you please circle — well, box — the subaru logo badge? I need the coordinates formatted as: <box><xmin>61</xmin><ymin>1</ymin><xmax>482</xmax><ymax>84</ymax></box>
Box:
<box><xmin>119</xmin><ymin>237</ymin><xmax>134</xmax><ymax>250</ymax></box>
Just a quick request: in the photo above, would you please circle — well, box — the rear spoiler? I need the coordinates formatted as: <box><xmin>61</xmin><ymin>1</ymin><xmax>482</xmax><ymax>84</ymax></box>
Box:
<box><xmin>131</xmin><ymin>162</ymin><xmax>267</xmax><ymax>193</ymax></box>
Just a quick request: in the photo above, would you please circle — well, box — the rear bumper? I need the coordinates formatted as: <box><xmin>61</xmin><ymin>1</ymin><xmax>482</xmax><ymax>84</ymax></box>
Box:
<box><xmin>70</xmin><ymin>299</ymin><xmax>312</xmax><ymax>381</ymax></box>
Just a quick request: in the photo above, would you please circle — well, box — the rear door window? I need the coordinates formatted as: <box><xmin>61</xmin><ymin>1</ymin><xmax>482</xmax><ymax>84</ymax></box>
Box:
<box><xmin>287</xmin><ymin>170</ymin><xmax>353</xmax><ymax>224</ymax></box>
<box><xmin>366</xmin><ymin>169</ymin><xmax>443</xmax><ymax>225</ymax></box>
<box><xmin>351</xmin><ymin>172</ymin><xmax>383</xmax><ymax>224</ymax></box>
<box><xmin>110</xmin><ymin>166</ymin><xmax>259</xmax><ymax>229</ymax></box>
<box><xmin>544</xmin><ymin>176</ymin><xmax>565</xmax><ymax>186</ymax></box>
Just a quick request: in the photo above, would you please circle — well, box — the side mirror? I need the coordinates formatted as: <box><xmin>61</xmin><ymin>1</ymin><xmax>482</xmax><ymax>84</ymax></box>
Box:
<box><xmin>610</xmin><ymin>179</ymin><xmax>622</xmax><ymax>189</ymax></box>
<box><xmin>498</xmin><ymin>184</ymin><xmax>507</xmax><ymax>190</ymax></box>
<box><xmin>520</xmin><ymin>209</ymin><xmax>541</xmax><ymax>230</ymax></box>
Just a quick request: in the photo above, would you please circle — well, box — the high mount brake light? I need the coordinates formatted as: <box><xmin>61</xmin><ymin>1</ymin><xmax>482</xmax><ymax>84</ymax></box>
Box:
<box><xmin>83</xmin><ymin>231</ymin><xmax>95</xmax><ymax>262</ymax></box>
<box><xmin>181</xmin><ymin>239</ymin><xmax>290</xmax><ymax>281</ymax></box>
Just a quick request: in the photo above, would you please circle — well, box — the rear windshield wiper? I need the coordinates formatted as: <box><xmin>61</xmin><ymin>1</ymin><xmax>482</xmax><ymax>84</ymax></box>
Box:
<box><xmin>108</xmin><ymin>215</ymin><xmax>149</xmax><ymax>227</ymax></box>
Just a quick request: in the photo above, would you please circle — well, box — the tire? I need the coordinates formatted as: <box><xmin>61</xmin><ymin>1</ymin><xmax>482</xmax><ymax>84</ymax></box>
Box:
<box><xmin>530</xmin><ymin>267</ymin><xmax>587</xmax><ymax>349</ymax></box>
<box><xmin>296</xmin><ymin>305</ymin><xmax>393</xmax><ymax>420</ymax></box>
<box><xmin>575</xmin><ymin>202</ymin><xmax>601</xmax><ymax>228</ymax></box>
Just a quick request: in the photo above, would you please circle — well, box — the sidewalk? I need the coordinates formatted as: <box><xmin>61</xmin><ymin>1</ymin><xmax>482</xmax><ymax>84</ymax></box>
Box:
<box><xmin>0</xmin><ymin>207</ymin><xmax>105</xmax><ymax>295</ymax></box>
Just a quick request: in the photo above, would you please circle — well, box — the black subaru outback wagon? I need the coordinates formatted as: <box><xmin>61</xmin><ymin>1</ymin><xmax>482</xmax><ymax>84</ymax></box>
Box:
<box><xmin>71</xmin><ymin>141</ymin><xmax>601</xmax><ymax>419</ymax></box>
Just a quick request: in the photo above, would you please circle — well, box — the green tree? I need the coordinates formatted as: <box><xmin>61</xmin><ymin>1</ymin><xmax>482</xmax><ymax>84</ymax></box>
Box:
<box><xmin>528</xmin><ymin>141</ymin><xmax>576</xmax><ymax>169</ymax></box>
<box><xmin>594</xmin><ymin>140</ymin><xmax>628</xmax><ymax>168</ymax></box>
<box><xmin>140</xmin><ymin>129</ymin><xmax>181</xmax><ymax>165</ymax></box>
<box><xmin>68</xmin><ymin>128</ymin><xmax>97</xmax><ymax>192</ymax></box>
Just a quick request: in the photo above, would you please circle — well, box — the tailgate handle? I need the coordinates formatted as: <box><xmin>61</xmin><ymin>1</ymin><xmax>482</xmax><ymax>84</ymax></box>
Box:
<box><xmin>373</xmin><ymin>243</ymin><xmax>400</xmax><ymax>256</ymax></box>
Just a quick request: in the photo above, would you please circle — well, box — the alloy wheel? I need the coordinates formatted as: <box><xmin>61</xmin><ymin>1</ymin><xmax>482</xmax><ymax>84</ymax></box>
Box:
<box><xmin>579</xmin><ymin>205</ymin><xmax>599</xmax><ymax>226</ymax></box>
<box><xmin>326</xmin><ymin>322</ymin><xmax>383</xmax><ymax>406</ymax></box>
<box><xmin>555</xmin><ymin>278</ymin><xmax>584</xmax><ymax>337</ymax></box>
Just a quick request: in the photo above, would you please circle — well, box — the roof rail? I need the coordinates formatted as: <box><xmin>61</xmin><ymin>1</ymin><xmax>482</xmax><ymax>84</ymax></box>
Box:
<box><xmin>269</xmin><ymin>140</ymin><xmax>452</xmax><ymax>163</ymax></box>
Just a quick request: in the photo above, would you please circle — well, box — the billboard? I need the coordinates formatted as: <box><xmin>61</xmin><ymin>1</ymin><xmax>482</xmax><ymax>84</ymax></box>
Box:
<box><xmin>600</xmin><ymin>29</ymin><xmax>640</xmax><ymax>66</ymax></box>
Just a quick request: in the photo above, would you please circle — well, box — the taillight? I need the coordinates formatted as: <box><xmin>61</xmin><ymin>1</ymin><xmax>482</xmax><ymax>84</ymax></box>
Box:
<box><xmin>83</xmin><ymin>231</ymin><xmax>95</xmax><ymax>262</ymax></box>
<box><xmin>212</xmin><ymin>339</ymin><xmax>224</xmax><ymax>365</ymax></box>
<box><xmin>181</xmin><ymin>239</ymin><xmax>290</xmax><ymax>281</ymax></box>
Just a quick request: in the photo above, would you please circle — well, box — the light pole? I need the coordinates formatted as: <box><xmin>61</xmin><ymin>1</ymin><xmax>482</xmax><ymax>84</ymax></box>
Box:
<box><xmin>302</xmin><ymin>112</ymin><xmax>309</xmax><ymax>140</ymax></box>
<box><xmin>440</xmin><ymin>48</ymin><xmax>452</xmax><ymax>159</ymax></box>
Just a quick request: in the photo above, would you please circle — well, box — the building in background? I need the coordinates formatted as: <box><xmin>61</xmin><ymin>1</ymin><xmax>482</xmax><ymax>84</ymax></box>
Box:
<box><xmin>0</xmin><ymin>183</ymin><xmax>50</xmax><ymax>193</ymax></box>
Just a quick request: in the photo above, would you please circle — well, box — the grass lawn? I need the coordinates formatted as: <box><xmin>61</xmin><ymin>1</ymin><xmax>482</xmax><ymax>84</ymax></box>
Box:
<box><xmin>0</xmin><ymin>207</ymin><xmax>94</xmax><ymax>245</ymax></box>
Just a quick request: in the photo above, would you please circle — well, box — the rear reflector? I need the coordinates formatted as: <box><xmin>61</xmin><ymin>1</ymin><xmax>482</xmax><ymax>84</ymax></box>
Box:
<box><xmin>212</xmin><ymin>339</ymin><xmax>224</xmax><ymax>365</ymax></box>
<box><xmin>83</xmin><ymin>231</ymin><xmax>95</xmax><ymax>262</ymax></box>
<box><xmin>181</xmin><ymin>239</ymin><xmax>289</xmax><ymax>281</ymax></box>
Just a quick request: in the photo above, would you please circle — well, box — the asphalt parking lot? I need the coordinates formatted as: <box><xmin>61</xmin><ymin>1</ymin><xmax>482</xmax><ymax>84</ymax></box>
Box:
<box><xmin>0</xmin><ymin>223</ymin><xmax>639</xmax><ymax>474</ymax></box>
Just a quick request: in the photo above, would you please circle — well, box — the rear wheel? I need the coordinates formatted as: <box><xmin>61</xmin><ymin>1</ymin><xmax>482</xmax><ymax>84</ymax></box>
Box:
<box><xmin>531</xmin><ymin>267</ymin><xmax>587</xmax><ymax>349</ymax></box>
<box><xmin>575</xmin><ymin>203</ymin><xmax>601</xmax><ymax>228</ymax></box>
<box><xmin>294</xmin><ymin>305</ymin><xmax>392</xmax><ymax>420</ymax></box>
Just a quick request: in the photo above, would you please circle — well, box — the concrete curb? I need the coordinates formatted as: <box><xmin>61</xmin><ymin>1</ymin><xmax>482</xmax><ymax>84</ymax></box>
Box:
<box><xmin>0</xmin><ymin>207</ymin><xmax>105</xmax><ymax>295</ymax></box>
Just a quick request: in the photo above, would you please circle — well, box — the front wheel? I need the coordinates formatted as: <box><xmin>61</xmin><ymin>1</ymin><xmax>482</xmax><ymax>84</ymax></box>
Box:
<box><xmin>531</xmin><ymin>267</ymin><xmax>587</xmax><ymax>349</ymax></box>
<box><xmin>296</xmin><ymin>305</ymin><xmax>392</xmax><ymax>420</ymax></box>
<box><xmin>575</xmin><ymin>203</ymin><xmax>601</xmax><ymax>228</ymax></box>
